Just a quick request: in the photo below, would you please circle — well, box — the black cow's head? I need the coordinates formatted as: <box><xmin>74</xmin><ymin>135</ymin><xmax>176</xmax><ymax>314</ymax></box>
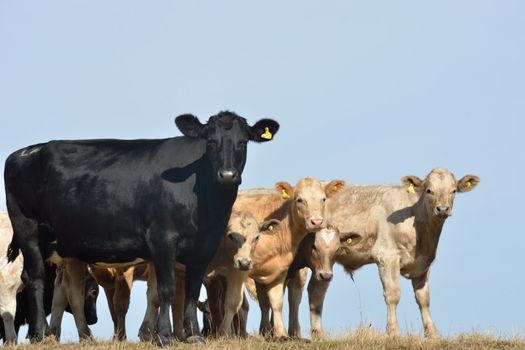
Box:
<box><xmin>176</xmin><ymin>111</ymin><xmax>279</xmax><ymax>186</ymax></box>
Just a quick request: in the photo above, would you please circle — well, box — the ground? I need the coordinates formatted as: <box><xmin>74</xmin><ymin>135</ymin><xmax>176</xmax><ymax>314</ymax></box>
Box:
<box><xmin>5</xmin><ymin>329</ymin><xmax>525</xmax><ymax>350</ymax></box>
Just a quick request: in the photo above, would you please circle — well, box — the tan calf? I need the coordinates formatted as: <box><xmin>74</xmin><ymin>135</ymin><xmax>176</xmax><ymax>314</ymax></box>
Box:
<box><xmin>0</xmin><ymin>211</ymin><xmax>24</xmax><ymax>344</ymax></box>
<box><xmin>143</xmin><ymin>210</ymin><xmax>275</xmax><ymax>339</ymax></box>
<box><xmin>236</xmin><ymin>177</ymin><xmax>345</xmax><ymax>338</ymax></box>
<box><xmin>329</xmin><ymin>168</ymin><xmax>479</xmax><ymax>337</ymax></box>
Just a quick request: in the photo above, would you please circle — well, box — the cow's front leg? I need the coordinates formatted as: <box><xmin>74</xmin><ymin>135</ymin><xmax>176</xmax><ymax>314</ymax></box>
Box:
<box><xmin>377</xmin><ymin>259</ymin><xmax>401</xmax><ymax>336</ymax></box>
<box><xmin>412</xmin><ymin>271</ymin><xmax>437</xmax><ymax>338</ymax></box>
<box><xmin>218</xmin><ymin>270</ymin><xmax>248</xmax><ymax>337</ymax></box>
<box><xmin>267</xmin><ymin>276</ymin><xmax>288</xmax><ymax>339</ymax></box>
<box><xmin>255</xmin><ymin>281</ymin><xmax>272</xmax><ymax>336</ymax></box>
<box><xmin>287</xmin><ymin>268</ymin><xmax>307</xmax><ymax>338</ymax></box>
<box><xmin>184</xmin><ymin>264</ymin><xmax>207</xmax><ymax>343</ymax></box>
<box><xmin>152</xmin><ymin>248</ymin><xmax>176</xmax><ymax>347</ymax></box>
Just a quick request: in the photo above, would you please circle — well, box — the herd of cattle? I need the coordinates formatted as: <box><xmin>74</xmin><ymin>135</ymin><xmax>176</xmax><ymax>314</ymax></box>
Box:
<box><xmin>0</xmin><ymin>111</ymin><xmax>479</xmax><ymax>345</ymax></box>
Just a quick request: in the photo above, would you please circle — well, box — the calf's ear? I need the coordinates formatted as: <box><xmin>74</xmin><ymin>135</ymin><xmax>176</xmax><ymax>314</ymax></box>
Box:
<box><xmin>339</xmin><ymin>232</ymin><xmax>362</xmax><ymax>246</ymax></box>
<box><xmin>260</xmin><ymin>219</ymin><xmax>281</xmax><ymax>234</ymax></box>
<box><xmin>402</xmin><ymin>175</ymin><xmax>424</xmax><ymax>193</ymax></box>
<box><xmin>275</xmin><ymin>181</ymin><xmax>294</xmax><ymax>200</ymax></box>
<box><xmin>325</xmin><ymin>180</ymin><xmax>346</xmax><ymax>198</ymax></box>
<box><xmin>249</xmin><ymin>119</ymin><xmax>280</xmax><ymax>142</ymax></box>
<box><xmin>175</xmin><ymin>114</ymin><xmax>205</xmax><ymax>138</ymax></box>
<box><xmin>457</xmin><ymin>175</ymin><xmax>480</xmax><ymax>193</ymax></box>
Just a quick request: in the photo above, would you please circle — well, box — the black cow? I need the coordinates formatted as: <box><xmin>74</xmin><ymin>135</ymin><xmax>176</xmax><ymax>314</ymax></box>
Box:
<box><xmin>4</xmin><ymin>111</ymin><xmax>279</xmax><ymax>345</ymax></box>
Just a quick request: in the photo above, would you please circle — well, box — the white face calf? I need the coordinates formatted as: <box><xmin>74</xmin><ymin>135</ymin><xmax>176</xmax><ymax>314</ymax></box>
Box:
<box><xmin>403</xmin><ymin>168</ymin><xmax>480</xmax><ymax>219</ymax></box>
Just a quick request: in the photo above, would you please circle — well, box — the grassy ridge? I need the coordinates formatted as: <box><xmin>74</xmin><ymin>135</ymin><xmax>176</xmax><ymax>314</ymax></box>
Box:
<box><xmin>6</xmin><ymin>330</ymin><xmax>525</xmax><ymax>350</ymax></box>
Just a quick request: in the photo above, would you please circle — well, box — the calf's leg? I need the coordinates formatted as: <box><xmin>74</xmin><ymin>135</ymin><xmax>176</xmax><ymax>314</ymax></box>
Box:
<box><xmin>377</xmin><ymin>260</ymin><xmax>401</xmax><ymax>336</ymax></box>
<box><xmin>255</xmin><ymin>282</ymin><xmax>272</xmax><ymax>336</ymax></box>
<box><xmin>218</xmin><ymin>270</ymin><xmax>248</xmax><ymax>337</ymax></box>
<box><xmin>266</xmin><ymin>277</ymin><xmax>288</xmax><ymax>338</ymax></box>
<box><xmin>138</xmin><ymin>264</ymin><xmax>159</xmax><ymax>342</ymax></box>
<box><xmin>113</xmin><ymin>266</ymin><xmax>134</xmax><ymax>340</ymax></box>
<box><xmin>411</xmin><ymin>271</ymin><xmax>437</xmax><ymax>338</ymax></box>
<box><xmin>307</xmin><ymin>274</ymin><xmax>330</xmax><ymax>339</ymax></box>
<box><xmin>287</xmin><ymin>268</ymin><xmax>307</xmax><ymax>338</ymax></box>
<box><xmin>64</xmin><ymin>260</ymin><xmax>92</xmax><ymax>340</ymax></box>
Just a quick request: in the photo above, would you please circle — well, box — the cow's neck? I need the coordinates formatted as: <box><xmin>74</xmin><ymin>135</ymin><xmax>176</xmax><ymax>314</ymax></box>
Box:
<box><xmin>288</xmin><ymin>211</ymin><xmax>309</xmax><ymax>255</ymax></box>
<box><xmin>412</xmin><ymin>197</ymin><xmax>446</xmax><ymax>263</ymax></box>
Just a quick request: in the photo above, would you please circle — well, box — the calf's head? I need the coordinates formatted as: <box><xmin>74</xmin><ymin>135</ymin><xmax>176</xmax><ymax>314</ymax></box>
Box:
<box><xmin>307</xmin><ymin>227</ymin><xmax>362</xmax><ymax>282</ymax></box>
<box><xmin>84</xmin><ymin>272</ymin><xmax>99</xmax><ymax>325</ymax></box>
<box><xmin>226</xmin><ymin>211</ymin><xmax>279</xmax><ymax>271</ymax></box>
<box><xmin>275</xmin><ymin>178</ymin><xmax>345</xmax><ymax>232</ymax></box>
<box><xmin>402</xmin><ymin>168</ymin><xmax>480</xmax><ymax>219</ymax></box>
<box><xmin>176</xmin><ymin>111</ymin><xmax>279</xmax><ymax>186</ymax></box>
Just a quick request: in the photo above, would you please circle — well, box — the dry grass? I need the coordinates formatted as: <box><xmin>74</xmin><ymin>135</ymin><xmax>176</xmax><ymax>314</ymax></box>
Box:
<box><xmin>5</xmin><ymin>329</ymin><xmax>525</xmax><ymax>350</ymax></box>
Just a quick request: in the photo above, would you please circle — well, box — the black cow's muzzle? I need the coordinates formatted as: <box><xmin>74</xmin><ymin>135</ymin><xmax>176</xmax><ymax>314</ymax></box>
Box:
<box><xmin>217</xmin><ymin>169</ymin><xmax>240</xmax><ymax>186</ymax></box>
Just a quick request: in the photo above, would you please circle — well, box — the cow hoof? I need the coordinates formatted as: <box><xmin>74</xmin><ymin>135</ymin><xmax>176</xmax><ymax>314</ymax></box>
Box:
<box><xmin>155</xmin><ymin>334</ymin><xmax>175</xmax><ymax>348</ymax></box>
<box><xmin>276</xmin><ymin>336</ymin><xmax>292</xmax><ymax>342</ymax></box>
<box><xmin>186</xmin><ymin>335</ymin><xmax>206</xmax><ymax>344</ymax></box>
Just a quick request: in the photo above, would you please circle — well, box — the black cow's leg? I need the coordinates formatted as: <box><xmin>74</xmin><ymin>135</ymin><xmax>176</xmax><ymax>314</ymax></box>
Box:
<box><xmin>152</xmin><ymin>245</ymin><xmax>176</xmax><ymax>347</ymax></box>
<box><xmin>183</xmin><ymin>264</ymin><xmax>207</xmax><ymax>343</ymax></box>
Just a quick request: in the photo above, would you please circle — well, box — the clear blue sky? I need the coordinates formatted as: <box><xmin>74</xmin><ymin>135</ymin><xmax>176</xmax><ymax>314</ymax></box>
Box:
<box><xmin>1</xmin><ymin>0</ymin><xmax>524</xmax><ymax>343</ymax></box>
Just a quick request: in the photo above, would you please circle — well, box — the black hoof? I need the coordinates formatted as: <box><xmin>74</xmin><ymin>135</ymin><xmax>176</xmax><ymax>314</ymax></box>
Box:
<box><xmin>155</xmin><ymin>334</ymin><xmax>175</xmax><ymax>348</ymax></box>
<box><xmin>276</xmin><ymin>336</ymin><xmax>292</xmax><ymax>342</ymax></box>
<box><xmin>185</xmin><ymin>335</ymin><xmax>206</xmax><ymax>344</ymax></box>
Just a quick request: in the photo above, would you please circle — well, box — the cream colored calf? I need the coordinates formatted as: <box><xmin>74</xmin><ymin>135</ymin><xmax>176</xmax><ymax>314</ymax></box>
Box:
<box><xmin>329</xmin><ymin>168</ymin><xmax>479</xmax><ymax>337</ymax></box>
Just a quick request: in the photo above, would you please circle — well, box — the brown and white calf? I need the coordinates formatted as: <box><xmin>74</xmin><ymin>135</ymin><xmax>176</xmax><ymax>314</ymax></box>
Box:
<box><xmin>328</xmin><ymin>168</ymin><xmax>479</xmax><ymax>337</ymax></box>
<box><xmin>285</xmin><ymin>226</ymin><xmax>361</xmax><ymax>338</ymax></box>
<box><xmin>0</xmin><ymin>211</ymin><xmax>24</xmax><ymax>344</ymax></box>
<box><xmin>235</xmin><ymin>177</ymin><xmax>345</xmax><ymax>338</ymax></box>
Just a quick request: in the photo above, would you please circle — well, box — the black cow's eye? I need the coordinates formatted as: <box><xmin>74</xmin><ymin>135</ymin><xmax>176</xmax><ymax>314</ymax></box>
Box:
<box><xmin>207</xmin><ymin>140</ymin><xmax>217</xmax><ymax>147</ymax></box>
<box><xmin>238</xmin><ymin>141</ymin><xmax>247</xmax><ymax>148</ymax></box>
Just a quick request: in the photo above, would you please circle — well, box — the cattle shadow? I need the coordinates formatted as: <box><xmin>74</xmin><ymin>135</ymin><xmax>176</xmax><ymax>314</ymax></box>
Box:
<box><xmin>387</xmin><ymin>196</ymin><xmax>425</xmax><ymax>225</ymax></box>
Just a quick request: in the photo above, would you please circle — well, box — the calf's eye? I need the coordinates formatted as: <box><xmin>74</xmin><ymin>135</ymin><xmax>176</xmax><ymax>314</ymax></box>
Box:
<box><xmin>426</xmin><ymin>189</ymin><xmax>433</xmax><ymax>195</ymax></box>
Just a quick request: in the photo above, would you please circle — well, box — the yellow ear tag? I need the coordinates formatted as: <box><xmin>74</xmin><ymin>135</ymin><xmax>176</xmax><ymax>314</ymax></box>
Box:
<box><xmin>267</xmin><ymin>225</ymin><xmax>273</xmax><ymax>232</ymax></box>
<box><xmin>281</xmin><ymin>189</ymin><xmax>290</xmax><ymax>199</ymax></box>
<box><xmin>407</xmin><ymin>183</ymin><xmax>415</xmax><ymax>194</ymax></box>
<box><xmin>260</xmin><ymin>127</ymin><xmax>273</xmax><ymax>140</ymax></box>
<box><xmin>346</xmin><ymin>238</ymin><xmax>352</xmax><ymax>244</ymax></box>
<box><xmin>466</xmin><ymin>181</ymin><xmax>472</xmax><ymax>189</ymax></box>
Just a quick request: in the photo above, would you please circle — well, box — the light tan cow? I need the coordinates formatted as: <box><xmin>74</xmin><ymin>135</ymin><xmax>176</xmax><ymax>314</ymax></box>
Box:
<box><xmin>328</xmin><ymin>168</ymin><xmax>479</xmax><ymax>337</ymax></box>
<box><xmin>0</xmin><ymin>211</ymin><xmax>24</xmax><ymax>344</ymax></box>
<box><xmin>236</xmin><ymin>177</ymin><xmax>345</xmax><ymax>338</ymax></box>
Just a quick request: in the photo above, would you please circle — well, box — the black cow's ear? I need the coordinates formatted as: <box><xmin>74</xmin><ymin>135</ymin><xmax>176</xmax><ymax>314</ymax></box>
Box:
<box><xmin>249</xmin><ymin>119</ymin><xmax>280</xmax><ymax>142</ymax></box>
<box><xmin>175</xmin><ymin>114</ymin><xmax>205</xmax><ymax>138</ymax></box>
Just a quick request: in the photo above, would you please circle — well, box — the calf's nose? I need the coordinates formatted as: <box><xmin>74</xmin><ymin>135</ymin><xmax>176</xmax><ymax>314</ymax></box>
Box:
<box><xmin>435</xmin><ymin>205</ymin><xmax>451</xmax><ymax>216</ymax></box>
<box><xmin>310</xmin><ymin>217</ymin><xmax>324</xmax><ymax>227</ymax></box>
<box><xmin>237</xmin><ymin>258</ymin><xmax>252</xmax><ymax>271</ymax></box>
<box><xmin>318</xmin><ymin>272</ymin><xmax>333</xmax><ymax>281</ymax></box>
